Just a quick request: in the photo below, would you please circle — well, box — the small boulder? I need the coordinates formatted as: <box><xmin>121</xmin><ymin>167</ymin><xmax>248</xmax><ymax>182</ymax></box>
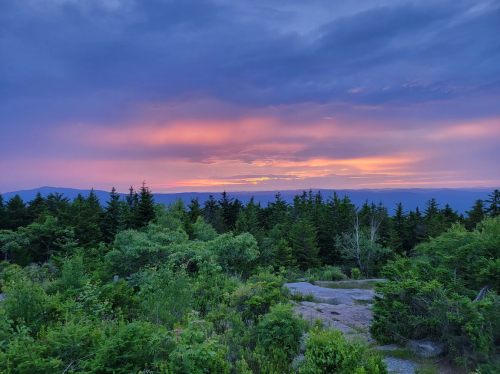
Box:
<box><xmin>407</xmin><ymin>340</ymin><xmax>444</xmax><ymax>358</ymax></box>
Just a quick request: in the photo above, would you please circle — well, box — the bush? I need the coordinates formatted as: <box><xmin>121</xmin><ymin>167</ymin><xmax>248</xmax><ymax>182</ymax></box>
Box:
<box><xmin>351</xmin><ymin>268</ymin><xmax>363</xmax><ymax>280</ymax></box>
<box><xmin>306</xmin><ymin>266</ymin><xmax>347</xmax><ymax>283</ymax></box>
<box><xmin>2</xmin><ymin>275</ymin><xmax>55</xmax><ymax>331</ymax></box>
<box><xmin>231</xmin><ymin>276</ymin><xmax>286</xmax><ymax>324</ymax></box>
<box><xmin>299</xmin><ymin>327</ymin><xmax>387</xmax><ymax>374</ymax></box>
<box><xmin>371</xmin><ymin>219</ymin><xmax>500</xmax><ymax>368</ymax></box>
<box><xmin>256</xmin><ymin>303</ymin><xmax>302</xmax><ymax>359</ymax></box>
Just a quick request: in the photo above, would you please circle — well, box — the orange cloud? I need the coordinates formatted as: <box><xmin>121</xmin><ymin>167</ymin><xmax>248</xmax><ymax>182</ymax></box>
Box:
<box><xmin>428</xmin><ymin>118</ymin><xmax>500</xmax><ymax>140</ymax></box>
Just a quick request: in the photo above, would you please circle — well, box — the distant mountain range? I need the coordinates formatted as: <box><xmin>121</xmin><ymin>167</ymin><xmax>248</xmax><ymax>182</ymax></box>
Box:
<box><xmin>1</xmin><ymin>186</ymin><xmax>496</xmax><ymax>214</ymax></box>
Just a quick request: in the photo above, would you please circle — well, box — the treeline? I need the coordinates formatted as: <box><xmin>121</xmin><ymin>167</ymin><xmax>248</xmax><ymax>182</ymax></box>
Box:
<box><xmin>1</xmin><ymin>185</ymin><xmax>498</xmax><ymax>275</ymax></box>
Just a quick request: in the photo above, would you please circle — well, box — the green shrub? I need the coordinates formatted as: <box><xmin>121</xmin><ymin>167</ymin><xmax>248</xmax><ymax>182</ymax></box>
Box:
<box><xmin>158</xmin><ymin>313</ymin><xmax>232</xmax><ymax>374</ymax></box>
<box><xmin>2</xmin><ymin>275</ymin><xmax>55</xmax><ymax>331</ymax></box>
<box><xmin>306</xmin><ymin>266</ymin><xmax>347</xmax><ymax>283</ymax></box>
<box><xmin>351</xmin><ymin>268</ymin><xmax>363</xmax><ymax>280</ymax></box>
<box><xmin>298</xmin><ymin>327</ymin><xmax>387</xmax><ymax>374</ymax></box>
<box><xmin>256</xmin><ymin>303</ymin><xmax>302</xmax><ymax>359</ymax></box>
<box><xmin>231</xmin><ymin>279</ymin><xmax>285</xmax><ymax>324</ymax></box>
<box><xmin>371</xmin><ymin>219</ymin><xmax>500</xmax><ymax>368</ymax></box>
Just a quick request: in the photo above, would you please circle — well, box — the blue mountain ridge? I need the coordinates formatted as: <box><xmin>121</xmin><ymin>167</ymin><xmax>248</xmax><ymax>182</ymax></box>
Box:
<box><xmin>1</xmin><ymin>187</ymin><xmax>496</xmax><ymax>214</ymax></box>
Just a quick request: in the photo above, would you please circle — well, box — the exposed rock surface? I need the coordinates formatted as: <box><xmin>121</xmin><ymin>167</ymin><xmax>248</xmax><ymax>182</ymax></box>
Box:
<box><xmin>284</xmin><ymin>282</ymin><xmax>376</xmax><ymax>305</ymax></box>
<box><xmin>293</xmin><ymin>300</ymin><xmax>373</xmax><ymax>341</ymax></box>
<box><xmin>314</xmin><ymin>279</ymin><xmax>386</xmax><ymax>286</ymax></box>
<box><xmin>383</xmin><ymin>357</ymin><xmax>419</xmax><ymax>374</ymax></box>
<box><xmin>0</xmin><ymin>293</ymin><xmax>4</xmax><ymax>302</ymax></box>
<box><xmin>407</xmin><ymin>340</ymin><xmax>444</xmax><ymax>358</ymax></box>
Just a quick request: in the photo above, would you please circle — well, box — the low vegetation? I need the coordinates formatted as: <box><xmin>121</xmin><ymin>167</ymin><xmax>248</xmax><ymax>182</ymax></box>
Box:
<box><xmin>0</xmin><ymin>186</ymin><xmax>498</xmax><ymax>372</ymax></box>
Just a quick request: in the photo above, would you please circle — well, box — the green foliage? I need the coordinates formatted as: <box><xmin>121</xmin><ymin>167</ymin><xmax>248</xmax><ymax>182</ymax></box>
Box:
<box><xmin>206</xmin><ymin>232</ymin><xmax>259</xmax><ymax>277</ymax></box>
<box><xmin>2</xmin><ymin>272</ymin><xmax>54</xmax><ymax>331</ymax></box>
<box><xmin>192</xmin><ymin>216</ymin><xmax>219</xmax><ymax>241</ymax></box>
<box><xmin>305</xmin><ymin>266</ymin><xmax>347</xmax><ymax>283</ymax></box>
<box><xmin>298</xmin><ymin>327</ymin><xmax>387</xmax><ymax>374</ymax></box>
<box><xmin>231</xmin><ymin>270</ymin><xmax>286</xmax><ymax>323</ymax></box>
<box><xmin>371</xmin><ymin>218</ymin><xmax>500</xmax><ymax>368</ymax></box>
<box><xmin>351</xmin><ymin>268</ymin><xmax>363</xmax><ymax>280</ymax></box>
<box><xmin>160</xmin><ymin>313</ymin><xmax>232</xmax><ymax>374</ymax></box>
<box><xmin>106</xmin><ymin>224</ymin><xmax>188</xmax><ymax>276</ymax></box>
<box><xmin>256</xmin><ymin>303</ymin><xmax>302</xmax><ymax>359</ymax></box>
<box><xmin>137</xmin><ymin>265</ymin><xmax>194</xmax><ymax>328</ymax></box>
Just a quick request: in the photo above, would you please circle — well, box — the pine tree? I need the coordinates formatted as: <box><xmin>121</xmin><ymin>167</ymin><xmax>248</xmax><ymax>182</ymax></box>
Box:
<box><xmin>45</xmin><ymin>192</ymin><xmax>70</xmax><ymax>220</ymax></box>
<box><xmin>187</xmin><ymin>198</ymin><xmax>203</xmax><ymax>224</ymax></box>
<box><xmin>265</xmin><ymin>192</ymin><xmax>289</xmax><ymax>229</ymax></box>
<box><xmin>485</xmin><ymin>189</ymin><xmax>500</xmax><ymax>217</ymax></box>
<box><xmin>102</xmin><ymin>187</ymin><xmax>122</xmax><ymax>242</ymax></box>
<box><xmin>234</xmin><ymin>197</ymin><xmax>263</xmax><ymax>243</ymax></box>
<box><xmin>125</xmin><ymin>185</ymin><xmax>139</xmax><ymax>229</ymax></box>
<box><xmin>218</xmin><ymin>191</ymin><xmax>242</xmax><ymax>232</ymax></box>
<box><xmin>289</xmin><ymin>218</ymin><xmax>320</xmax><ymax>270</ymax></box>
<box><xmin>274</xmin><ymin>238</ymin><xmax>296</xmax><ymax>269</ymax></box>
<box><xmin>27</xmin><ymin>192</ymin><xmax>47</xmax><ymax>223</ymax></box>
<box><xmin>465</xmin><ymin>199</ymin><xmax>486</xmax><ymax>230</ymax></box>
<box><xmin>202</xmin><ymin>195</ymin><xmax>223</xmax><ymax>233</ymax></box>
<box><xmin>69</xmin><ymin>189</ymin><xmax>103</xmax><ymax>247</ymax></box>
<box><xmin>424</xmin><ymin>198</ymin><xmax>439</xmax><ymax>219</ymax></box>
<box><xmin>135</xmin><ymin>182</ymin><xmax>156</xmax><ymax>228</ymax></box>
<box><xmin>0</xmin><ymin>193</ymin><xmax>7</xmax><ymax>230</ymax></box>
<box><xmin>6</xmin><ymin>195</ymin><xmax>29</xmax><ymax>230</ymax></box>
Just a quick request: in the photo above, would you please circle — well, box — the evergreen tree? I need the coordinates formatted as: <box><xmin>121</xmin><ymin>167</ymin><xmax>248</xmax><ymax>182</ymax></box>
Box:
<box><xmin>125</xmin><ymin>185</ymin><xmax>139</xmax><ymax>229</ymax></box>
<box><xmin>27</xmin><ymin>192</ymin><xmax>47</xmax><ymax>223</ymax></box>
<box><xmin>135</xmin><ymin>182</ymin><xmax>156</xmax><ymax>228</ymax></box>
<box><xmin>0</xmin><ymin>194</ymin><xmax>7</xmax><ymax>230</ymax></box>
<box><xmin>6</xmin><ymin>195</ymin><xmax>29</xmax><ymax>230</ymax></box>
<box><xmin>392</xmin><ymin>203</ymin><xmax>407</xmax><ymax>253</ymax></box>
<box><xmin>102</xmin><ymin>187</ymin><xmax>122</xmax><ymax>242</ymax></box>
<box><xmin>289</xmin><ymin>218</ymin><xmax>320</xmax><ymax>270</ymax></box>
<box><xmin>465</xmin><ymin>199</ymin><xmax>486</xmax><ymax>230</ymax></box>
<box><xmin>265</xmin><ymin>192</ymin><xmax>289</xmax><ymax>229</ymax></box>
<box><xmin>69</xmin><ymin>189</ymin><xmax>103</xmax><ymax>247</ymax></box>
<box><xmin>485</xmin><ymin>189</ymin><xmax>500</xmax><ymax>217</ymax></box>
<box><xmin>424</xmin><ymin>198</ymin><xmax>439</xmax><ymax>219</ymax></box>
<box><xmin>187</xmin><ymin>198</ymin><xmax>203</xmax><ymax>224</ymax></box>
<box><xmin>218</xmin><ymin>191</ymin><xmax>242</xmax><ymax>232</ymax></box>
<box><xmin>234</xmin><ymin>197</ymin><xmax>263</xmax><ymax>243</ymax></box>
<box><xmin>274</xmin><ymin>238</ymin><xmax>296</xmax><ymax>269</ymax></box>
<box><xmin>202</xmin><ymin>195</ymin><xmax>223</xmax><ymax>233</ymax></box>
<box><xmin>45</xmin><ymin>192</ymin><xmax>70</xmax><ymax>220</ymax></box>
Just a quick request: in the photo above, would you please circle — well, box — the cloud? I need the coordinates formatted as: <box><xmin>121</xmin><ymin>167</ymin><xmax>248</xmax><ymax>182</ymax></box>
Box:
<box><xmin>348</xmin><ymin>87</ymin><xmax>365</xmax><ymax>93</ymax></box>
<box><xmin>1</xmin><ymin>0</ymin><xmax>500</xmax><ymax>192</ymax></box>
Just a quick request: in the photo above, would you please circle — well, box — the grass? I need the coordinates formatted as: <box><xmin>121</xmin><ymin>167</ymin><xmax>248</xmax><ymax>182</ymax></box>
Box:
<box><xmin>290</xmin><ymin>291</ymin><xmax>316</xmax><ymax>303</ymax></box>
<box><xmin>315</xmin><ymin>280</ymin><xmax>379</xmax><ymax>290</ymax></box>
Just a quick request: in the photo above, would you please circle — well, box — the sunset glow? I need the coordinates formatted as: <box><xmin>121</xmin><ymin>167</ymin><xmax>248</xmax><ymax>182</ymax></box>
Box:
<box><xmin>1</xmin><ymin>0</ymin><xmax>499</xmax><ymax>193</ymax></box>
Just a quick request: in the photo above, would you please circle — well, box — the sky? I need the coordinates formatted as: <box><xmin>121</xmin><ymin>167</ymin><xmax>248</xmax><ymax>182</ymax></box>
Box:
<box><xmin>1</xmin><ymin>0</ymin><xmax>499</xmax><ymax>193</ymax></box>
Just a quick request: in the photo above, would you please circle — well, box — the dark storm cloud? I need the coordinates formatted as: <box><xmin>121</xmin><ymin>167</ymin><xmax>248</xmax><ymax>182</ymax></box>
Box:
<box><xmin>1</xmin><ymin>0</ymin><xmax>499</xmax><ymax>129</ymax></box>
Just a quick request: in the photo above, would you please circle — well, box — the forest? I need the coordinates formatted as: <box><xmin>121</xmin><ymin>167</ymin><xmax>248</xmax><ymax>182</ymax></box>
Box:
<box><xmin>0</xmin><ymin>184</ymin><xmax>499</xmax><ymax>373</ymax></box>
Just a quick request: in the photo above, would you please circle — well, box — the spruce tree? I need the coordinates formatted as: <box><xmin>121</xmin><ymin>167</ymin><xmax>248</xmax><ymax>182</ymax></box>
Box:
<box><xmin>266</xmin><ymin>192</ymin><xmax>289</xmax><ymax>229</ymax></box>
<box><xmin>0</xmin><ymin>194</ymin><xmax>7</xmax><ymax>230</ymax></box>
<box><xmin>187</xmin><ymin>197</ymin><xmax>203</xmax><ymax>224</ymax></box>
<box><xmin>102</xmin><ymin>187</ymin><xmax>122</xmax><ymax>242</ymax></box>
<box><xmin>69</xmin><ymin>189</ymin><xmax>103</xmax><ymax>247</ymax></box>
<box><xmin>135</xmin><ymin>182</ymin><xmax>156</xmax><ymax>228</ymax></box>
<box><xmin>27</xmin><ymin>192</ymin><xmax>47</xmax><ymax>223</ymax></box>
<box><xmin>465</xmin><ymin>199</ymin><xmax>486</xmax><ymax>230</ymax></box>
<box><xmin>202</xmin><ymin>195</ymin><xmax>223</xmax><ymax>233</ymax></box>
<box><xmin>274</xmin><ymin>238</ymin><xmax>296</xmax><ymax>269</ymax></box>
<box><xmin>485</xmin><ymin>189</ymin><xmax>500</xmax><ymax>217</ymax></box>
<box><xmin>6</xmin><ymin>195</ymin><xmax>29</xmax><ymax>230</ymax></box>
<box><xmin>289</xmin><ymin>218</ymin><xmax>320</xmax><ymax>270</ymax></box>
